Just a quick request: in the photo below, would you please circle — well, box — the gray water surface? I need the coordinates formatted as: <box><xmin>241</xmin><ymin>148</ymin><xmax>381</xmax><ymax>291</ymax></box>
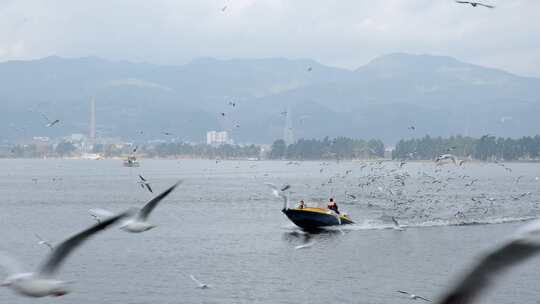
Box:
<box><xmin>1</xmin><ymin>159</ymin><xmax>539</xmax><ymax>303</ymax></box>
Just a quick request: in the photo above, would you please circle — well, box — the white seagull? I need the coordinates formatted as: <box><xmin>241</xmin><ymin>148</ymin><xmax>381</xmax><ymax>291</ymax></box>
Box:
<box><xmin>437</xmin><ymin>218</ymin><xmax>540</xmax><ymax>304</ymax></box>
<box><xmin>89</xmin><ymin>181</ymin><xmax>181</xmax><ymax>233</ymax></box>
<box><xmin>34</xmin><ymin>234</ymin><xmax>54</xmax><ymax>251</ymax></box>
<box><xmin>0</xmin><ymin>212</ymin><xmax>130</xmax><ymax>297</ymax></box>
<box><xmin>435</xmin><ymin>154</ymin><xmax>459</xmax><ymax>166</ymax></box>
<box><xmin>189</xmin><ymin>275</ymin><xmax>209</xmax><ymax>289</ymax></box>
<box><xmin>265</xmin><ymin>183</ymin><xmax>290</xmax><ymax>210</ymax></box>
<box><xmin>397</xmin><ymin>290</ymin><xmax>432</xmax><ymax>302</ymax></box>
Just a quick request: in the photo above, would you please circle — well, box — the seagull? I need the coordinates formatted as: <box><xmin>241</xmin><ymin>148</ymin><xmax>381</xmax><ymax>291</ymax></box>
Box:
<box><xmin>138</xmin><ymin>174</ymin><xmax>153</xmax><ymax>193</ymax></box>
<box><xmin>0</xmin><ymin>212</ymin><xmax>130</xmax><ymax>297</ymax></box>
<box><xmin>34</xmin><ymin>234</ymin><xmax>53</xmax><ymax>251</ymax></box>
<box><xmin>280</xmin><ymin>111</ymin><xmax>287</xmax><ymax>116</ymax></box>
<box><xmin>162</xmin><ymin>131</ymin><xmax>173</xmax><ymax>136</ymax></box>
<box><xmin>228</xmin><ymin>101</ymin><xmax>236</xmax><ymax>107</ymax></box>
<box><xmin>41</xmin><ymin>114</ymin><xmax>60</xmax><ymax>128</ymax></box>
<box><xmin>307</xmin><ymin>66</ymin><xmax>312</xmax><ymax>72</ymax></box>
<box><xmin>391</xmin><ymin>217</ymin><xmax>405</xmax><ymax>231</ymax></box>
<box><xmin>220</xmin><ymin>112</ymin><xmax>226</xmax><ymax>117</ymax></box>
<box><xmin>397</xmin><ymin>290</ymin><xmax>432</xmax><ymax>302</ymax></box>
<box><xmin>189</xmin><ymin>275</ymin><xmax>209</xmax><ymax>289</ymax></box>
<box><xmin>437</xmin><ymin>218</ymin><xmax>540</xmax><ymax>304</ymax></box>
<box><xmin>265</xmin><ymin>183</ymin><xmax>290</xmax><ymax>211</ymax></box>
<box><xmin>408</xmin><ymin>126</ymin><xmax>416</xmax><ymax>131</ymax></box>
<box><xmin>221</xmin><ymin>5</ymin><xmax>227</xmax><ymax>12</ymax></box>
<box><xmin>455</xmin><ymin>1</ymin><xmax>495</xmax><ymax>8</ymax></box>
<box><xmin>89</xmin><ymin>181</ymin><xmax>181</xmax><ymax>233</ymax></box>
<box><xmin>435</xmin><ymin>154</ymin><xmax>458</xmax><ymax>165</ymax></box>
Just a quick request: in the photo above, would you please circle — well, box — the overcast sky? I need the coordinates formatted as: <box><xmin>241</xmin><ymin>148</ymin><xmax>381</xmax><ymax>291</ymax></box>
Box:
<box><xmin>1</xmin><ymin>0</ymin><xmax>539</xmax><ymax>76</ymax></box>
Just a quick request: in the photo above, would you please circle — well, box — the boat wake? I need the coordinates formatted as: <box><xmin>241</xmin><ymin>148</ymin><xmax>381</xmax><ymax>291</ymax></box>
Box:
<box><xmin>298</xmin><ymin>215</ymin><xmax>539</xmax><ymax>232</ymax></box>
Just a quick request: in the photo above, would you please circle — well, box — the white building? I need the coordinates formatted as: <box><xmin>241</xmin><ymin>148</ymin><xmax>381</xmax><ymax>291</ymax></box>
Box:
<box><xmin>206</xmin><ymin>131</ymin><xmax>232</xmax><ymax>146</ymax></box>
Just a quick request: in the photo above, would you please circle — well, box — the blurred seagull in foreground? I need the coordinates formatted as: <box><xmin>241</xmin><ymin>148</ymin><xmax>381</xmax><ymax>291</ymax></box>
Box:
<box><xmin>0</xmin><ymin>212</ymin><xmax>130</xmax><ymax>297</ymax></box>
<box><xmin>455</xmin><ymin>1</ymin><xmax>495</xmax><ymax>8</ymax></box>
<box><xmin>397</xmin><ymin>290</ymin><xmax>432</xmax><ymax>302</ymax></box>
<box><xmin>34</xmin><ymin>234</ymin><xmax>54</xmax><ymax>251</ymax></box>
<box><xmin>89</xmin><ymin>181</ymin><xmax>181</xmax><ymax>233</ymax></box>
<box><xmin>437</xmin><ymin>218</ymin><xmax>540</xmax><ymax>304</ymax></box>
<box><xmin>138</xmin><ymin>174</ymin><xmax>153</xmax><ymax>193</ymax></box>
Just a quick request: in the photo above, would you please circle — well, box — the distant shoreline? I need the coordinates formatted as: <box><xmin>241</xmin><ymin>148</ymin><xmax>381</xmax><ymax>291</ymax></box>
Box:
<box><xmin>1</xmin><ymin>156</ymin><xmax>539</xmax><ymax>163</ymax></box>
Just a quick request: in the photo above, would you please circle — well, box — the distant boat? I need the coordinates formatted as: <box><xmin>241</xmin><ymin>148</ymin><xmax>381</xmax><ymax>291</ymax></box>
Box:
<box><xmin>283</xmin><ymin>207</ymin><xmax>354</xmax><ymax>229</ymax></box>
<box><xmin>123</xmin><ymin>155</ymin><xmax>140</xmax><ymax>167</ymax></box>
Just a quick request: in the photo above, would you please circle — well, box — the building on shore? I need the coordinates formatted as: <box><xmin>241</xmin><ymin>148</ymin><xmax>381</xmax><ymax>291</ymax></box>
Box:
<box><xmin>206</xmin><ymin>131</ymin><xmax>232</xmax><ymax>146</ymax></box>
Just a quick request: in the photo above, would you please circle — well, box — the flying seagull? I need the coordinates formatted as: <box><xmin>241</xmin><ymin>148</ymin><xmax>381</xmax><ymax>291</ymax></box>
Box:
<box><xmin>162</xmin><ymin>131</ymin><xmax>173</xmax><ymax>136</ymax></box>
<box><xmin>221</xmin><ymin>5</ymin><xmax>227</xmax><ymax>12</ymax></box>
<box><xmin>391</xmin><ymin>217</ymin><xmax>405</xmax><ymax>231</ymax></box>
<box><xmin>228</xmin><ymin>101</ymin><xmax>236</xmax><ymax>107</ymax></box>
<box><xmin>455</xmin><ymin>1</ymin><xmax>495</xmax><ymax>8</ymax></box>
<box><xmin>437</xmin><ymin>218</ymin><xmax>540</xmax><ymax>304</ymax></box>
<box><xmin>0</xmin><ymin>211</ymin><xmax>130</xmax><ymax>297</ymax></box>
<box><xmin>397</xmin><ymin>290</ymin><xmax>432</xmax><ymax>302</ymax></box>
<box><xmin>34</xmin><ymin>234</ymin><xmax>54</xmax><ymax>251</ymax></box>
<box><xmin>307</xmin><ymin>66</ymin><xmax>312</xmax><ymax>72</ymax></box>
<box><xmin>41</xmin><ymin>114</ymin><xmax>60</xmax><ymax>128</ymax></box>
<box><xmin>408</xmin><ymin>126</ymin><xmax>416</xmax><ymax>131</ymax></box>
<box><xmin>265</xmin><ymin>183</ymin><xmax>291</xmax><ymax>211</ymax></box>
<box><xmin>138</xmin><ymin>174</ymin><xmax>153</xmax><ymax>193</ymax></box>
<box><xmin>189</xmin><ymin>275</ymin><xmax>209</xmax><ymax>289</ymax></box>
<box><xmin>89</xmin><ymin>181</ymin><xmax>181</xmax><ymax>233</ymax></box>
<box><xmin>435</xmin><ymin>154</ymin><xmax>459</xmax><ymax>166</ymax></box>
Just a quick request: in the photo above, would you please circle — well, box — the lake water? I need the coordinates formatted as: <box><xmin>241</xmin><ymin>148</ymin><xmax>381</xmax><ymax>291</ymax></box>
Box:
<box><xmin>0</xmin><ymin>159</ymin><xmax>539</xmax><ymax>303</ymax></box>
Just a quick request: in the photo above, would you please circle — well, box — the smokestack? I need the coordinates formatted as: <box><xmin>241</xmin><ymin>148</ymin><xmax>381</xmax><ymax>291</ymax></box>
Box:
<box><xmin>90</xmin><ymin>98</ymin><xmax>96</xmax><ymax>140</ymax></box>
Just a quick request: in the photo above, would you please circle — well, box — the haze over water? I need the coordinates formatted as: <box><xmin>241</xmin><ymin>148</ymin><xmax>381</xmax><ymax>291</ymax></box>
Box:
<box><xmin>1</xmin><ymin>159</ymin><xmax>539</xmax><ymax>303</ymax></box>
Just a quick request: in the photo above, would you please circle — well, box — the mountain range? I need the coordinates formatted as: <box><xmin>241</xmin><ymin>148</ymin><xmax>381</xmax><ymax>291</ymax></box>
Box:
<box><xmin>1</xmin><ymin>53</ymin><xmax>539</xmax><ymax>144</ymax></box>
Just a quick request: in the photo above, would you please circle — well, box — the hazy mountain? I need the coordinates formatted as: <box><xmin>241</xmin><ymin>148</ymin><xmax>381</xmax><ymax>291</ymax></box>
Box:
<box><xmin>0</xmin><ymin>53</ymin><xmax>538</xmax><ymax>144</ymax></box>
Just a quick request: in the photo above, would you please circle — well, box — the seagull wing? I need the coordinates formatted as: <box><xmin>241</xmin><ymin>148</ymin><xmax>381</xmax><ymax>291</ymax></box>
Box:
<box><xmin>190</xmin><ymin>274</ymin><xmax>203</xmax><ymax>286</ymax></box>
<box><xmin>437</xmin><ymin>219</ymin><xmax>540</xmax><ymax>304</ymax></box>
<box><xmin>455</xmin><ymin>1</ymin><xmax>471</xmax><ymax>3</ymax></box>
<box><xmin>264</xmin><ymin>183</ymin><xmax>280</xmax><ymax>197</ymax></box>
<box><xmin>38</xmin><ymin>211</ymin><xmax>131</xmax><ymax>276</ymax></box>
<box><xmin>418</xmin><ymin>295</ymin><xmax>432</xmax><ymax>302</ymax></box>
<box><xmin>397</xmin><ymin>290</ymin><xmax>410</xmax><ymax>295</ymax></box>
<box><xmin>88</xmin><ymin>208</ymin><xmax>115</xmax><ymax>223</ymax></box>
<box><xmin>139</xmin><ymin>174</ymin><xmax>147</xmax><ymax>182</ymax></box>
<box><xmin>478</xmin><ymin>3</ymin><xmax>494</xmax><ymax>8</ymax></box>
<box><xmin>145</xmin><ymin>183</ymin><xmax>153</xmax><ymax>193</ymax></box>
<box><xmin>41</xmin><ymin>113</ymin><xmax>51</xmax><ymax>123</ymax></box>
<box><xmin>137</xmin><ymin>181</ymin><xmax>181</xmax><ymax>220</ymax></box>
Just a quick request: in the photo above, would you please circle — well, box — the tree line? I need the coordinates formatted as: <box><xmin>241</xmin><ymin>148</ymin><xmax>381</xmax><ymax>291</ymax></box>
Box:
<box><xmin>269</xmin><ymin>137</ymin><xmax>385</xmax><ymax>160</ymax></box>
<box><xmin>150</xmin><ymin>143</ymin><xmax>261</xmax><ymax>159</ymax></box>
<box><xmin>392</xmin><ymin>135</ymin><xmax>540</xmax><ymax>161</ymax></box>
